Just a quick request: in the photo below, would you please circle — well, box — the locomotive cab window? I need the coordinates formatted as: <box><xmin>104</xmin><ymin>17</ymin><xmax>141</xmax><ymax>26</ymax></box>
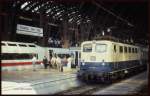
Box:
<box><xmin>95</xmin><ymin>44</ymin><xmax>107</xmax><ymax>52</ymax></box>
<box><xmin>83</xmin><ymin>44</ymin><xmax>92</xmax><ymax>52</ymax></box>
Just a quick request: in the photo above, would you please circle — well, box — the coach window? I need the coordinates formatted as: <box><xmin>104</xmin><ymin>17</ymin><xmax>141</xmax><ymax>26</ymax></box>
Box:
<box><xmin>124</xmin><ymin>46</ymin><xmax>127</xmax><ymax>53</ymax></box>
<box><xmin>17</xmin><ymin>54</ymin><xmax>31</xmax><ymax>59</ymax></box>
<box><xmin>1</xmin><ymin>43</ymin><xmax>5</xmax><ymax>46</ymax></box>
<box><xmin>95</xmin><ymin>44</ymin><xmax>107</xmax><ymax>52</ymax></box>
<box><xmin>129</xmin><ymin>47</ymin><xmax>131</xmax><ymax>53</ymax></box>
<box><xmin>83</xmin><ymin>44</ymin><xmax>92</xmax><ymax>52</ymax></box>
<box><xmin>1</xmin><ymin>53</ymin><xmax>33</xmax><ymax>60</ymax></box>
<box><xmin>119</xmin><ymin>46</ymin><xmax>123</xmax><ymax>53</ymax></box>
<box><xmin>1</xmin><ymin>53</ymin><xmax>15</xmax><ymax>60</ymax></box>
<box><xmin>8</xmin><ymin>43</ymin><xmax>17</xmax><ymax>46</ymax></box>
<box><xmin>19</xmin><ymin>44</ymin><xmax>27</xmax><ymax>47</ymax></box>
<box><xmin>29</xmin><ymin>45</ymin><xmax>36</xmax><ymax>47</ymax></box>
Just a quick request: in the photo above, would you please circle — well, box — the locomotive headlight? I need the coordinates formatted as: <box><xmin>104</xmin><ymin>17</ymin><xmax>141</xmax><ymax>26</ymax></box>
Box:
<box><xmin>81</xmin><ymin>60</ymin><xmax>85</xmax><ymax>66</ymax></box>
<box><xmin>82</xmin><ymin>62</ymin><xmax>85</xmax><ymax>65</ymax></box>
<box><xmin>82</xmin><ymin>61</ymin><xmax>85</xmax><ymax>66</ymax></box>
<box><xmin>102</xmin><ymin>60</ymin><xmax>105</xmax><ymax>66</ymax></box>
<box><xmin>102</xmin><ymin>62</ymin><xmax>105</xmax><ymax>66</ymax></box>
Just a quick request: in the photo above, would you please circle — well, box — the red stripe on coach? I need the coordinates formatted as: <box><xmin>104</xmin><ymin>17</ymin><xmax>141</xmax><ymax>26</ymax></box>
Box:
<box><xmin>1</xmin><ymin>61</ymin><xmax>42</xmax><ymax>66</ymax></box>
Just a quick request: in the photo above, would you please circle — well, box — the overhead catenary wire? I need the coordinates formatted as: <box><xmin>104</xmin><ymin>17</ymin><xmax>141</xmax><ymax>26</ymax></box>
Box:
<box><xmin>92</xmin><ymin>0</ymin><xmax>134</xmax><ymax>27</ymax></box>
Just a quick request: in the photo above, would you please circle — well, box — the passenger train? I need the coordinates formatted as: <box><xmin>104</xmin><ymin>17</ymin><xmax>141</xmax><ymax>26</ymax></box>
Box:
<box><xmin>1</xmin><ymin>41</ymin><xmax>80</xmax><ymax>71</ymax></box>
<box><xmin>77</xmin><ymin>39</ymin><xmax>148</xmax><ymax>82</ymax></box>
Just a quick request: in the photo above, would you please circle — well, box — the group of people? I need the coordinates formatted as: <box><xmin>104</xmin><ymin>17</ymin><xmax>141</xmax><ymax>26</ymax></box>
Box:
<box><xmin>48</xmin><ymin>37</ymin><xmax>62</xmax><ymax>48</ymax></box>
<box><xmin>42</xmin><ymin>54</ymin><xmax>73</xmax><ymax>72</ymax></box>
<box><xmin>31</xmin><ymin>54</ymin><xmax>73</xmax><ymax>72</ymax></box>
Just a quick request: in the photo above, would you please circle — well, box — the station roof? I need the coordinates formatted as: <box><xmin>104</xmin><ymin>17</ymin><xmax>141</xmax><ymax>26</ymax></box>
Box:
<box><xmin>2</xmin><ymin>0</ymin><xmax>148</xmax><ymax>44</ymax></box>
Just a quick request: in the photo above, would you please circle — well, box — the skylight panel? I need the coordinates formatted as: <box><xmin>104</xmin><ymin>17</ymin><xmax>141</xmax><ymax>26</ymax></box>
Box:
<box><xmin>21</xmin><ymin>2</ymin><xmax>28</xmax><ymax>9</ymax></box>
<box><xmin>46</xmin><ymin>9</ymin><xmax>52</xmax><ymax>13</ymax></box>
<box><xmin>68</xmin><ymin>18</ymin><xmax>73</xmax><ymax>22</ymax></box>
<box><xmin>34</xmin><ymin>6</ymin><xmax>39</xmax><ymax>11</ymax></box>
<box><xmin>25</xmin><ymin>7</ymin><xmax>30</xmax><ymax>11</ymax></box>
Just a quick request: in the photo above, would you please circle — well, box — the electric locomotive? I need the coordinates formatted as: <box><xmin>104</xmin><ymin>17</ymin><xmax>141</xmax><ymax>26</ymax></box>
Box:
<box><xmin>77</xmin><ymin>38</ymin><xmax>148</xmax><ymax>82</ymax></box>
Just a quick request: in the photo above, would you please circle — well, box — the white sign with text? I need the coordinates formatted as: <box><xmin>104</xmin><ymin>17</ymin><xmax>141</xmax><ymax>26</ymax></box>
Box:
<box><xmin>16</xmin><ymin>24</ymin><xmax>43</xmax><ymax>37</ymax></box>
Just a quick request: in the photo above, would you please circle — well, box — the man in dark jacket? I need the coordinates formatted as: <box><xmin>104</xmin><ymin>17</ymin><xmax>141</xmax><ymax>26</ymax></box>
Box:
<box><xmin>43</xmin><ymin>56</ymin><xmax>48</xmax><ymax>69</ymax></box>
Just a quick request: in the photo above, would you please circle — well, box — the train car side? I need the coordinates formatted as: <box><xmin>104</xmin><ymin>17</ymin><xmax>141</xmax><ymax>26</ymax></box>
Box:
<box><xmin>1</xmin><ymin>41</ymin><xmax>45</xmax><ymax>71</ymax></box>
<box><xmin>77</xmin><ymin>40</ymin><xmax>148</xmax><ymax>82</ymax></box>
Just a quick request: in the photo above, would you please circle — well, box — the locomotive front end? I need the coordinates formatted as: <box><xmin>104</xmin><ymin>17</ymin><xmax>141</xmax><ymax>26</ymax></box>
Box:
<box><xmin>77</xmin><ymin>61</ymin><xmax>112</xmax><ymax>81</ymax></box>
<box><xmin>77</xmin><ymin>40</ymin><xmax>112</xmax><ymax>82</ymax></box>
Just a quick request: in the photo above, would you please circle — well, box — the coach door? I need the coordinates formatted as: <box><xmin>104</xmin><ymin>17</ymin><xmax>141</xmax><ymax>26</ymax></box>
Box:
<box><xmin>49</xmin><ymin>50</ymin><xmax>53</xmax><ymax>60</ymax></box>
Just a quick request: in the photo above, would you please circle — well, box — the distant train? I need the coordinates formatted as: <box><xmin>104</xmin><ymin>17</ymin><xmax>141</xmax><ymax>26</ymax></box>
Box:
<box><xmin>77</xmin><ymin>40</ymin><xmax>148</xmax><ymax>82</ymax></box>
<box><xmin>1</xmin><ymin>41</ymin><xmax>81</xmax><ymax>71</ymax></box>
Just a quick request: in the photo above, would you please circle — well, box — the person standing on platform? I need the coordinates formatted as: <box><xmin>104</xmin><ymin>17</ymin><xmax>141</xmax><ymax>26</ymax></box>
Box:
<box><xmin>32</xmin><ymin>54</ymin><xmax>37</xmax><ymax>71</ymax></box>
<box><xmin>51</xmin><ymin>54</ymin><xmax>57</xmax><ymax>69</ymax></box>
<box><xmin>67</xmin><ymin>55</ymin><xmax>73</xmax><ymax>69</ymax></box>
<box><xmin>48</xmin><ymin>56</ymin><xmax>52</xmax><ymax>70</ymax></box>
<box><xmin>62</xmin><ymin>55</ymin><xmax>67</xmax><ymax>67</ymax></box>
<box><xmin>43</xmin><ymin>56</ymin><xmax>48</xmax><ymax>69</ymax></box>
<box><xmin>56</xmin><ymin>55</ymin><xmax>62</xmax><ymax>72</ymax></box>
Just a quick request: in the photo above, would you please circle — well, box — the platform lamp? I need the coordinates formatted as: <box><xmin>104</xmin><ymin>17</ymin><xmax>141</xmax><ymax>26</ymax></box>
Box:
<box><xmin>107</xmin><ymin>28</ymin><xmax>111</xmax><ymax>40</ymax></box>
<box><xmin>107</xmin><ymin>28</ymin><xmax>111</xmax><ymax>33</ymax></box>
<box><xmin>102</xmin><ymin>30</ymin><xmax>105</xmax><ymax>36</ymax></box>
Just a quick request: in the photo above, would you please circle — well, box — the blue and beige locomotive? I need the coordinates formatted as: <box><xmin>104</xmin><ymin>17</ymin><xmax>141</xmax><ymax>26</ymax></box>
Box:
<box><xmin>77</xmin><ymin>38</ymin><xmax>148</xmax><ymax>82</ymax></box>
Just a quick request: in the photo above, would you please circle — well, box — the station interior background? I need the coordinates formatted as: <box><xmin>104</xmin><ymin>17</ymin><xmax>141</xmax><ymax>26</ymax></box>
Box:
<box><xmin>1</xmin><ymin>0</ymin><xmax>148</xmax><ymax>48</ymax></box>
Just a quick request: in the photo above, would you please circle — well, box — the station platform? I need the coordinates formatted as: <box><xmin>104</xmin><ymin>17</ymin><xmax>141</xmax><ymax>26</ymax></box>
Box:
<box><xmin>2</xmin><ymin>68</ymin><xmax>81</xmax><ymax>94</ymax></box>
<box><xmin>93</xmin><ymin>71</ymin><xmax>148</xmax><ymax>95</ymax></box>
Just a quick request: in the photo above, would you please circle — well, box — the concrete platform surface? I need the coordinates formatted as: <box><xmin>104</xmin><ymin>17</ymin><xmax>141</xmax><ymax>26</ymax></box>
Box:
<box><xmin>2</xmin><ymin>68</ymin><xmax>81</xmax><ymax>94</ymax></box>
<box><xmin>93</xmin><ymin>71</ymin><xmax>148</xmax><ymax>95</ymax></box>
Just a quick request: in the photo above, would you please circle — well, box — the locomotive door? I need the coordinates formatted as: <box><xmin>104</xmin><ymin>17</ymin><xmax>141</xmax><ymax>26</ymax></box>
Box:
<box><xmin>112</xmin><ymin>44</ymin><xmax>118</xmax><ymax>70</ymax></box>
<box><xmin>75</xmin><ymin>51</ymin><xmax>78</xmax><ymax>66</ymax></box>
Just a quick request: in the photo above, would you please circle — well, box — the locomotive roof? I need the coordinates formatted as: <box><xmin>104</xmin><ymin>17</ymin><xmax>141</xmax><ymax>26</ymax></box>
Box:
<box><xmin>88</xmin><ymin>35</ymin><xmax>148</xmax><ymax>48</ymax></box>
<box><xmin>82</xmin><ymin>39</ymin><xmax>147</xmax><ymax>48</ymax></box>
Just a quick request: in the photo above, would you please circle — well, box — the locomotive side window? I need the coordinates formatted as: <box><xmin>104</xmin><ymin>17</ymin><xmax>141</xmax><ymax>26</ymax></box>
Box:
<box><xmin>114</xmin><ymin>45</ymin><xmax>116</xmax><ymax>52</ymax></box>
<box><xmin>135</xmin><ymin>48</ymin><xmax>138</xmax><ymax>53</ymax></box>
<box><xmin>129</xmin><ymin>47</ymin><xmax>131</xmax><ymax>53</ymax></box>
<box><xmin>83</xmin><ymin>44</ymin><xmax>92</xmax><ymax>52</ymax></box>
<box><xmin>124</xmin><ymin>46</ymin><xmax>127</xmax><ymax>53</ymax></box>
<box><xmin>119</xmin><ymin>46</ymin><xmax>123</xmax><ymax>53</ymax></box>
<box><xmin>132</xmin><ymin>48</ymin><xmax>134</xmax><ymax>53</ymax></box>
<box><xmin>95</xmin><ymin>44</ymin><xmax>107</xmax><ymax>52</ymax></box>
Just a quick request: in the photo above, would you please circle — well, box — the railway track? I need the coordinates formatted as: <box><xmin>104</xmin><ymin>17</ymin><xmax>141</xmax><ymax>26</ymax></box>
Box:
<box><xmin>55</xmin><ymin>70</ymin><xmax>146</xmax><ymax>95</ymax></box>
<box><xmin>55</xmin><ymin>82</ymin><xmax>110</xmax><ymax>95</ymax></box>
